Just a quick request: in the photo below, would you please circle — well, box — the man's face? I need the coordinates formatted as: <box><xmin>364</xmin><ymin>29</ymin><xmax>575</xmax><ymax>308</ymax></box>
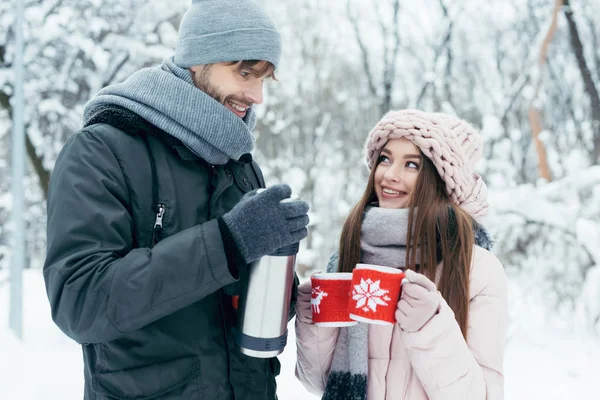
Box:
<box><xmin>190</xmin><ymin>61</ymin><xmax>273</xmax><ymax>119</ymax></box>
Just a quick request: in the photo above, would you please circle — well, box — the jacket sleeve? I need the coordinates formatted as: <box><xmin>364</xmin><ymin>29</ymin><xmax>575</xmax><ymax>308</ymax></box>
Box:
<box><xmin>43</xmin><ymin>129</ymin><xmax>238</xmax><ymax>344</ymax></box>
<box><xmin>400</xmin><ymin>248</ymin><xmax>508</xmax><ymax>400</ymax></box>
<box><xmin>294</xmin><ymin>251</ymin><xmax>340</xmax><ymax>394</ymax></box>
<box><xmin>294</xmin><ymin>298</ymin><xmax>340</xmax><ymax>395</ymax></box>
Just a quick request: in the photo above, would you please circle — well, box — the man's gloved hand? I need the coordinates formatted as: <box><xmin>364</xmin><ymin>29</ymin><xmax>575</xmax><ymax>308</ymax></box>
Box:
<box><xmin>220</xmin><ymin>184</ymin><xmax>309</xmax><ymax>264</ymax></box>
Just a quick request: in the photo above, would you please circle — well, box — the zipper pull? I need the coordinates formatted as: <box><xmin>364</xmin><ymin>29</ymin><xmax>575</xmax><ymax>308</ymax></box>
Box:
<box><xmin>154</xmin><ymin>204</ymin><xmax>166</xmax><ymax>230</ymax></box>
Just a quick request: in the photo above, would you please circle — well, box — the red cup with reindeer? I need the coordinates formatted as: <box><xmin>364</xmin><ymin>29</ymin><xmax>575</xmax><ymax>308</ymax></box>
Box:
<box><xmin>310</xmin><ymin>273</ymin><xmax>358</xmax><ymax>327</ymax></box>
<box><xmin>348</xmin><ymin>264</ymin><xmax>405</xmax><ymax>325</ymax></box>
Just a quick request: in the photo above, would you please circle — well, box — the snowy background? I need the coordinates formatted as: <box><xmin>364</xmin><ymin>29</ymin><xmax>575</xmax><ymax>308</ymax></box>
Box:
<box><xmin>1</xmin><ymin>0</ymin><xmax>600</xmax><ymax>398</ymax></box>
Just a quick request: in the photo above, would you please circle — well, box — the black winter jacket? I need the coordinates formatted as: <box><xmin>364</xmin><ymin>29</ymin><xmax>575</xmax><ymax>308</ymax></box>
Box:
<box><xmin>44</xmin><ymin>106</ymin><xmax>297</xmax><ymax>400</ymax></box>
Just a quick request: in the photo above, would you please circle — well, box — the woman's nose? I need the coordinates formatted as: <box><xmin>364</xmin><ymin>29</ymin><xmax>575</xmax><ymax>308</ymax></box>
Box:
<box><xmin>384</xmin><ymin>164</ymin><xmax>403</xmax><ymax>182</ymax></box>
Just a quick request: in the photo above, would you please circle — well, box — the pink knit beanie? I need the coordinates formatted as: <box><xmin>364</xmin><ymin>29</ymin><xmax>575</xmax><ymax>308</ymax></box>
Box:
<box><xmin>365</xmin><ymin>109</ymin><xmax>488</xmax><ymax>220</ymax></box>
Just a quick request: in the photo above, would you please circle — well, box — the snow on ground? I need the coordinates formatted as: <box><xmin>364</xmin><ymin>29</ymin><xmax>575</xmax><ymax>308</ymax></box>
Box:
<box><xmin>0</xmin><ymin>271</ymin><xmax>83</xmax><ymax>399</ymax></box>
<box><xmin>1</xmin><ymin>270</ymin><xmax>599</xmax><ymax>399</ymax></box>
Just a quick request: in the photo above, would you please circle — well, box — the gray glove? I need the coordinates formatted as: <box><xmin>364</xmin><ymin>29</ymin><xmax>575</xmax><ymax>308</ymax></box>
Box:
<box><xmin>221</xmin><ymin>184</ymin><xmax>309</xmax><ymax>264</ymax></box>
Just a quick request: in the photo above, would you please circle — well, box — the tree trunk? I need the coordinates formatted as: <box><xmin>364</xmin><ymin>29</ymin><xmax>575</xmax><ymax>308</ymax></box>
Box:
<box><xmin>528</xmin><ymin>0</ymin><xmax>563</xmax><ymax>182</ymax></box>
<box><xmin>25</xmin><ymin>132</ymin><xmax>50</xmax><ymax>197</ymax></box>
<box><xmin>0</xmin><ymin>89</ymin><xmax>51</xmax><ymax>199</ymax></box>
<box><xmin>528</xmin><ymin>108</ymin><xmax>552</xmax><ymax>180</ymax></box>
<box><xmin>563</xmin><ymin>0</ymin><xmax>600</xmax><ymax>163</ymax></box>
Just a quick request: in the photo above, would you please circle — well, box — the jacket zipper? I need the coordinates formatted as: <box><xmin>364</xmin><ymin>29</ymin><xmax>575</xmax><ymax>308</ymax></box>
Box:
<box><xmin>208</xmin><ymin>165</ymin><xmax>218</xmax><ymax>218</ymax></box>
<box><xmin>152</xmin><ymin>204</ymin><xmax>166</xmax><ymax>245</ymax></box>
<box><xmin>217</xmin><ymin>290</ymin><xmax>236</xmax><ymax>394</ymax></box>
<box><xmin>207</xmin><ymin>164</ymin><xmax>235</xmax><ymax>392</ymax></box>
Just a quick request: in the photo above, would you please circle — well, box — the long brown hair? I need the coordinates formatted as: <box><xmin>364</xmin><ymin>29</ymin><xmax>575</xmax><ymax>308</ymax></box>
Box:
<box><xmin>338</xmin><ymin>151</ymin><xmax>474</xmax><ymax>338</ymax></box>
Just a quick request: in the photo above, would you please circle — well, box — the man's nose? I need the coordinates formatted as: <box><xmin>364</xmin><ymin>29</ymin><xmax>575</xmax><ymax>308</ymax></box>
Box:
<box><xmin>245</xmin><ymin>80</ymin><xmax>264</xmax><ymax>105</ymax></box>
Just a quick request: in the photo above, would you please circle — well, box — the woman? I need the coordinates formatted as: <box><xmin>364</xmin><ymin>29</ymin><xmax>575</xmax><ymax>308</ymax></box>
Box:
<box><xmin>295</xmin><ymin>109</ymin><xmax>508</xmax><ymax>400</ymax></box>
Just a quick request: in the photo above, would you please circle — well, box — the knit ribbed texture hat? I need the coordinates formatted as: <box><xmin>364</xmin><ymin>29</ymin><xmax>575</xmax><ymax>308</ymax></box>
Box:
<box><xmin>365</xmin><ymin>109</ymin><xmax>488</xmax><ymax>220</ymax></box>
<box><xmin>174</xmin><ymin>0</ymin><xmax>281</xmax><ymax>68</ymax></box>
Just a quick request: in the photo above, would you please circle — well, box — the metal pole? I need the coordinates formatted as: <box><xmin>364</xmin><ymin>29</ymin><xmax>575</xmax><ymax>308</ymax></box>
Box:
<box><xmin>10</xmin><ymin>0</ymin><xmax>25</xmax><ymax>340</ymax></box>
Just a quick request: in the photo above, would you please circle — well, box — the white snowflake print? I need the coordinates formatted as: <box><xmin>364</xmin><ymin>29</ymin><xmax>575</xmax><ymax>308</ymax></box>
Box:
<box><xmin>311</xmin><ymin>286</ymin><xmax>329</xmax><ymax>314</ymax></box>
<box><xmin>352</xmin><ymin>278</ymin><xmax>391</xmax><ymax>313</ymax></box>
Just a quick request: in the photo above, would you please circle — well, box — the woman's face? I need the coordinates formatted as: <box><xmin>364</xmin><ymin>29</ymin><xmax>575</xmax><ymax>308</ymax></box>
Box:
<box><xmin>374</xmin><ymin>138</ymin><xmax>421</xmax><ymax>209</ymax></box>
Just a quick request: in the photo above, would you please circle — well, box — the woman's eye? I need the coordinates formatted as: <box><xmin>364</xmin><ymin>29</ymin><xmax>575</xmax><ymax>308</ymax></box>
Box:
<box><xmin>378</xmin><ymin>155</ymin><xmax>391</xmax><ymax>164</ymax></box>
<box><xmin>407</xmin><ymin>161</ymin><xmax>419</xmax><ymax>169</ymax></box>
<box><xmin>240</xmin><ymin>70</ymin><xmax>250</xmax><ymax>77</ymax></box>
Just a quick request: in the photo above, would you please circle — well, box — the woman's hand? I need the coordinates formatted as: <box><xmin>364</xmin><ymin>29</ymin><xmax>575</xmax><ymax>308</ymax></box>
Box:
<box><xmin>296</xmin><ymin>280</ymin><xmax>313</xmax><ymax>324</ymax></box>
<box><xmin>395</xmin><ymin>269</ymin><xmax>441</xmax><ymax>332</ymax></box>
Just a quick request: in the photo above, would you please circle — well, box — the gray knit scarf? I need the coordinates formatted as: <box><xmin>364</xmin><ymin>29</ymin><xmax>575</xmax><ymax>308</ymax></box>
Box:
<box><xmin>83</xmin><ymin>57</ymin><xmax>257</xmax><ymax>165</ymax></box>
<box><xmin>322</xmin><ymin>206</ymin><xmax>493</xmax><ymax>400</ymax></box>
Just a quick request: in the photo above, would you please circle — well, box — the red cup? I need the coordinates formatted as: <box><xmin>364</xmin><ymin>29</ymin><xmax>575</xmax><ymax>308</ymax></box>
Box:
<box><xmin>348</xmin><ymin>264</ymin><xmax>405</xmax><ymax>325</ymax></box>
<box><xmin>310</xmin><ymin>273</ymin><xmax>358</xmax><ymax>327</ymax></box>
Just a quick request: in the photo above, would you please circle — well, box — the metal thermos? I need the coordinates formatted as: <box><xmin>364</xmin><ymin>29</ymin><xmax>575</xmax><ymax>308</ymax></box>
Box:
<box><xmin>235</xmin><ymin>241</ymin><xmax>299</xmax><ymax>358</ymax></box>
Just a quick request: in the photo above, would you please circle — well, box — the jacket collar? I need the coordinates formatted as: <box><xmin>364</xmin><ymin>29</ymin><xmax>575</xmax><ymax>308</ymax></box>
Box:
<box><xmin>83</xmin><ymin>104</ymin><xmax>253</xmax><ymax>164</ymax></box>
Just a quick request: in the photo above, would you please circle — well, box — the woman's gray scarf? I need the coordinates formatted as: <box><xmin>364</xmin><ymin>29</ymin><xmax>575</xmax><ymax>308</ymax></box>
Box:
<box><xmin>83</xmin><ymin>57</ymin><xmax>257</xmax><ymax>165</ymax></box>
<box><xmin>321</xmin><ymin>206</ymin><xmax>493</xmax><ymax>400</ymax></box>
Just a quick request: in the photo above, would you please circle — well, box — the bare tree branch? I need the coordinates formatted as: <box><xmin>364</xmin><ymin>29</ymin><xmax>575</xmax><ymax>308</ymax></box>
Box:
<box><xmin>42</xmin><ymin>0</ymin><xmax>65</xmax><ymax>22</ymax></box>
<box><xmin>438</xmin><ymin>0</ymin><xmax>454</xmax><ymax>107</ymax></box>
<box><xmin>0</xmin><ymin>88</ymin><xmax>9</xmax><ymax>111</ymax></box>
<box><xmin>346</xmin><ymin>0</ymin><xmax>378</xmax><ymax>99</ymax></box>
<box><xmin>564</xmin><ymin>0</ymin><xmax>600</xmax><ymax>162</ymax></box>
<box><xmin>415</xmin><ymin>9</ymin><xmax>455</xmax><ymax>108</ymax></box>
<box><xmin>498</xmin><ymin>210</ymin><xmax>595</xmax><ymax>265</ymax></box>
<box><xmin>373</xmin><ymin>0</ymin><xmax>389</xmax><ymax>53</ymax></box>
<box><xmin>546</xmin><ymin>62</ymin><xmax>579</xmax><ymax>140</ymax></box>
<box><xmin>102</xmin><ymin>52</ymin><xmax>130</xmax><ymax>87</ymax></box>
<box><xmin>0</xmin><ymin>89</ymin><xmax>51</xmax><ymax>198</ymax></box>
<box><xmin>26</xmin><ymin>128</ymin><xmax>50</xmax><ymax>197</ymax></box>
<box><xmin>497</xmin><ymin>1</ymin><xmax>549</xmax><ymax>127</ymax></box>
<box><xmin>586</xmin><ymin>18</ymin><xmax>600</xmax><ymax>81</ymax></box>
<box><xmin>381</xmin><ymin>0</ymin><xmax>401</xmax><ymax>114</ymax></box>
<box><xmin>373</xmin><ymin>0</ymin><xmax>390</xmax><ymax>114</ymax></box>
<box><xmin>499</xmin><ymin>73</ymin><xmax>530</xmax><ymax>128</ymax></box>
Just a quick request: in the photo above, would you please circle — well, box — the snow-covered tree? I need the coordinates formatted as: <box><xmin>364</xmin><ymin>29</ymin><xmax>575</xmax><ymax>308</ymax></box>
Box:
<box><xmin>0</xmin><ymin>0</ymin><xmax>599</xmax><ymax>332</ymax></box>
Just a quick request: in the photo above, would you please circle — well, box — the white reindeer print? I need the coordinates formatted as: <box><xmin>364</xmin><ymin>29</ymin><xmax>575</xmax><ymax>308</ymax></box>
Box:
<box><xmin>311</xmin><ymin>286</ymin><xmax>329</xmax><ymax>314</ymax></box>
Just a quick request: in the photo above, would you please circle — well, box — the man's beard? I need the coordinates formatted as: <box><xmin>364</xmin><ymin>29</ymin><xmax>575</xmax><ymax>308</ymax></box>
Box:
<box><xmin>192</xmin><ymin>66</ymin><xmax>226</xmax><ymax>104</ymax></box>
<box><xmin>191</xmin><ymin>66</ymin><xmax>252</xmax><ymax>120</ymax></box>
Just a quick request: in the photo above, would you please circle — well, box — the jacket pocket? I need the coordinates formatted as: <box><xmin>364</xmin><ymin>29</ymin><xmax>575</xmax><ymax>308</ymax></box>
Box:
<box><xmin>269</xmin><ymin>357</ymin><xmax>281</xmax><ymax>377</ymax></box>
<box><xmin>231</xmin><ymin>165</ymin><xmax>255</xmax><ymax>193</ymax></box>
<box><xmin>91</xmin><ymin>356</ymin><xmax>198</xmax><ymax>400</ymax></box>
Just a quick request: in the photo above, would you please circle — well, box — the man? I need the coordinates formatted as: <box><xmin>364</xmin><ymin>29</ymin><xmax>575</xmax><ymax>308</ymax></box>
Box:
<box><xmin>43</xmin><ymin>1</ymin><xmax>309</xmax><ymax>399</ymax></box>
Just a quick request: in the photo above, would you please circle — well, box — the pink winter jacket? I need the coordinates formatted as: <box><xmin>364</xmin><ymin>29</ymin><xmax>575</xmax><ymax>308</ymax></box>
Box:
<box><xmin>295</xmin><ymin>245</ymin><xmax>508</xmax><ymax>400</ymax></box>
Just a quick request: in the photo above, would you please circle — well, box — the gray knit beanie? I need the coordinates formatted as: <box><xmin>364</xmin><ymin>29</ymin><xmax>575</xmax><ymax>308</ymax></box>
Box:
<box><xmin>174</xmin><ymin>0</ymin><xmax>282</xmax><ymax>68</ymax></box>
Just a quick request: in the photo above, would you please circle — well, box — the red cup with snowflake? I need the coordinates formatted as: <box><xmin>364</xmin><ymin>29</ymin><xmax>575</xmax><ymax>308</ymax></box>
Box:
<box><xmin>348</xmin><ymin>264</ymin><xmax>405</xmax><ymax>325</ymax></box>
<box><xmin>310</xmin><ymin>273</ymin><xmax>358</xmax><ymax>327</ymax></box>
